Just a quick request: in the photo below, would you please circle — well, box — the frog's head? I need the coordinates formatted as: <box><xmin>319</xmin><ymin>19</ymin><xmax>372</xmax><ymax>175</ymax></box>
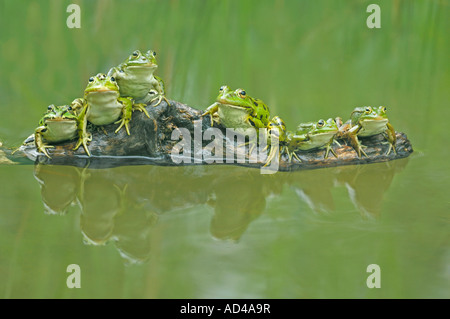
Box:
<box><xmin>312</xmin><ymin>118</ymin><xmax>339</xmax><ymax>135</ymax></box>
<box><xmin>121</xmin><ymin>49</ymin><xmax>158</xmax><ymax>71</ymax></box>
<box><xmin>216</xmin><ymin>86</ymin><xmax>256</xmax><ymax>110</ymax></box>
<box><xmin>350</xmin><ymin>106</ymin><xmax>385</xmax><ymax>125</ymax></box>
<box><xmin>375</xmin><ymin>106</ymin><xmax>389</xmax><ymax>120</ymax></box>
<box><xmin>84</xmin><ymin>73</ymin><xmax>119</xmax><ymax>95</ymax></box>
<box><xmin>39</xmin><ymin>104</ymin><xmax>77</xmax><ymax>126</ymax></box>
<box><xmin>296</xmin><ymin>122</ymin><xmax>315</xmax><ymax>135</ymax></box>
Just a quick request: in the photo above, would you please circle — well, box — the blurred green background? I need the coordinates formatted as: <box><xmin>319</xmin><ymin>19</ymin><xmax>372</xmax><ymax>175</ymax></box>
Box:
<box><xmin>0</xmin><ymin>0</ymin><xmax>449</xmax><ymax>299</ymax></box>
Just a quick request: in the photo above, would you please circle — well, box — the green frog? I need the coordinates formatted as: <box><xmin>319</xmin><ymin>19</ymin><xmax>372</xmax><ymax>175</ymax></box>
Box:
<box><xmin>202</xmin><ymin>85</ymin><xmax>271</xmax><ymax>130</ymax></box>
<box><xmin>338</xmin><ymin>106</ymin><xmax>396</xmax><ymax>157</ymax></box>
<box><xmin>34</xmin><ymin>104</ymin><xmax>85</xmax><ymax>158</ymax></box>
<box><xmin>107</xmin><ymin>49</ymin><xmax>168</xmax><ymax>106</ymax></box>
<box><xmin>71</xmin><ymin>73</ymin><xmax>150</xmax><ymax>155</ymax></box>
<box><xmin>202</xmin><ymin>85</ymin><xmax>281</xmax><ymax>164</ymax></box>
<box><xmin>284</xmin><ymin>118</ymin><xmax>339</xmax><ymax>162</ymax></box>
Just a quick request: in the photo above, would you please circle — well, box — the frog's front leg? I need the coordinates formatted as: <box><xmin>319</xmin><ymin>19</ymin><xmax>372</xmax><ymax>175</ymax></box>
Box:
<box><xmin>201</xmin><ymin>102</ymin><xmax>220</xmax><ymax>127</ymax></box>
<box><xmin>150</xmin><ymin>76</ymin><xmax>169</xmax><ymax>107</ymax></box>
<box><xmin>384</xmin><ymin>123</ymin><xmax>397</xmax><ymax>155</ymax></box>
<box><xmin>73</xmin><ymin>104</ymin><xmax>92</xmax><ymax>156</ymax></box>
<box><xmin>115</xmin><ymin>97</ymin><xmax>134</xmax><ymax>135</ymax></box>
<box><xmin>34</xmin><ymin>126</ymin><xmax>54</xmax><ymax>158</ymax></box>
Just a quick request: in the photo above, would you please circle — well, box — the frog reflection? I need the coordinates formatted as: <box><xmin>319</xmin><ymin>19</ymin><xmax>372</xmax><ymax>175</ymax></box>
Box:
<box><xmin>34</xmin><ymin>164</ymin><xmax>82</xmax><ymax>215</ymax></box>
<box><xmin>32</xmin><ymin>164</ymin><xmax>276</xmax><ymax>262</ymax></box>
<box><xmin>207</xmin><ymin>168</ymin><xmax>285</xmax><ymax>241</ymax></box>
<box><xmin>33</xmin><ymin>159</ymin><xmax>408</xmax><ymax>263</ymax></box>
<box><xmin>333</xmin><ymin>159</ymin><xmax>408</xmax><ymax>218</ymax></box>
<box><xmin>287</xmin><ymin>158</ymin><xmax>409</xmax><ymax>218</ymax></box>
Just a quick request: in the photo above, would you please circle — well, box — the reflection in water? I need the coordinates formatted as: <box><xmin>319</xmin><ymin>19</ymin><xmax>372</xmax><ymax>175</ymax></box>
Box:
<box><xmin>33</xmin><ymin>159</ymin><xmax>409</xmax><ymax>263</ymax></box>
<box><xmin>288</xmin><ymin>159</ymin><xmax>409</xmax><ymax>218</ymax></box>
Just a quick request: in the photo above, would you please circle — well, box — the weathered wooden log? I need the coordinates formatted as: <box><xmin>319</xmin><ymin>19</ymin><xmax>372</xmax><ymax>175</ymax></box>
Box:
<box><xmin>8</xmin><ymin>99</ymin><xmax>413</xmax><ymax>171</ymax></box>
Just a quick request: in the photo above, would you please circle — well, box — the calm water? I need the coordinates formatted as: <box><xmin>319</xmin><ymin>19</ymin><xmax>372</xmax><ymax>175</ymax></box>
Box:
<box><xmin>0</xmin><ymin>0</ymin><xmax>449</xmax><ymax>298</ymax></box>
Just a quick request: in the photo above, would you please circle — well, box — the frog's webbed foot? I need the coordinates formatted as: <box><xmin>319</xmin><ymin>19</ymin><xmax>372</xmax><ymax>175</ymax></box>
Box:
<box><xmin>150</xmin><ymin>93</ymin><xmax>169</xmax><ymax>107</ymax></box>
<box><xmin>37</xmin><ymin>144</ymin><xmax>54</xmax><ymax>158</ymax></box>
<box><xmin>324</xmin><ymin>143</ymin><xmax>338</xmax><ymax>159</ymax></box>
<box><xmin>114</xmin><ymin>116</ymin><xmax>131</xmax><ymax>135</ymax></box>
<box><xmin>347</xmin><ymin>134</ymin><xmax>368</xmax><ymax>158</ymax></box>
<box><xmin>73</xmin><ymin>132</ymin><xmax>92</xmax><ymax>156</ymax></box>
<box><xmin>284</xmin><ymin>148</ymin><xmax>301</xmax><ymax>163</ymax></box>
<box><xmin>384</xmin><ymin>140</ymin><xmax>397</xmax><ymax>156</ymax></box>
<box><xmin>133</xmin><ymin>103</ymin><xmax>150</xmax><ymax>119</ymax></box>
<box><xmin>290</xmin><ymin>151</ymin><xmax>302</xmax><ymax>163</ymax></box>
<box><xmin>356</xmin><ymin>144</ymin><xmax>368</xmax><ymax>158</ymax></box>
<box><xmin>237</xmin><ymin>140</ymin><xmax>258</xmax><ymax>158</ymax></box>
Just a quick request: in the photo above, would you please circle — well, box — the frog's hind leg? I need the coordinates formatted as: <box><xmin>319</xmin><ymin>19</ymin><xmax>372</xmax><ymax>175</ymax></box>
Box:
<box><xmin>384</xmin><ymin>123</ymin><xmax>397</xmax><ymax>155</ymax></box>
<box><xmin>347</xmin><ymin>134</ymin><xmax>368</xmax><ymax>158</ymax></box>
<box><xmin>73</xmin><ymin>104</ymin><xmax>92</xmax><ymax>156</ymax></box>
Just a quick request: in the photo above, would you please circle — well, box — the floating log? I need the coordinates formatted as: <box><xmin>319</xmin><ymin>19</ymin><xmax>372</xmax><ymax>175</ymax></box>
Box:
<box><xmin>8</xmin><ymin>99</ymin><xmax>413</xmax><ymax>171</ymax></box>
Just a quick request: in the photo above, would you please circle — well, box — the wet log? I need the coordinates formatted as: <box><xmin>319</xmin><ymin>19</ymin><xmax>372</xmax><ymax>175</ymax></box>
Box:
<box><xmin>9</xmin><ymin>99</ymin><xmax>413</xmax><ymax>171</ymax></box>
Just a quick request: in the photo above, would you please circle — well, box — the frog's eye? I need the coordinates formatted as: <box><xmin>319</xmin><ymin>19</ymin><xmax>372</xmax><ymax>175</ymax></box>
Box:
<box><xmin>317</xmin><ymin>119</ymin><xmax>325</xmax><ymax>127</ymax></box>
<box><xmin>365</xmin><ymin>106</ymin><xmax>372</xmax><ymax>113</ymax></box>
<box><xmin>110</xmin><ymin>77</ymin><xmax>115</xmax><ymax>82</ymax></box>
<box><xmin>153</xmin><ymin>51</ymin><xmax>156</xmax><ymax>57</ymax></box>
<box><xmin>47</xmin><ymin>105</ymin><xmax>53</xmax><ymax>110</ymax></box>
<box><xmin>89</xmin><ymin>77</ymin><xmax>94</xmax><ymax>82</ymax></box>
<box><xmin>239</xmin><ymin>90</ymin><xmax>246</xmax><ymax>98</ymax></box>
<box><xmin>132</xmin><ymin>51</ymin><xmax>139</xmax><ymax>57</ymax></box>
<box><xmin>382</xmin><ymin>106</ymin><xmax>387</xmax><ymax>112</ymax></box>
